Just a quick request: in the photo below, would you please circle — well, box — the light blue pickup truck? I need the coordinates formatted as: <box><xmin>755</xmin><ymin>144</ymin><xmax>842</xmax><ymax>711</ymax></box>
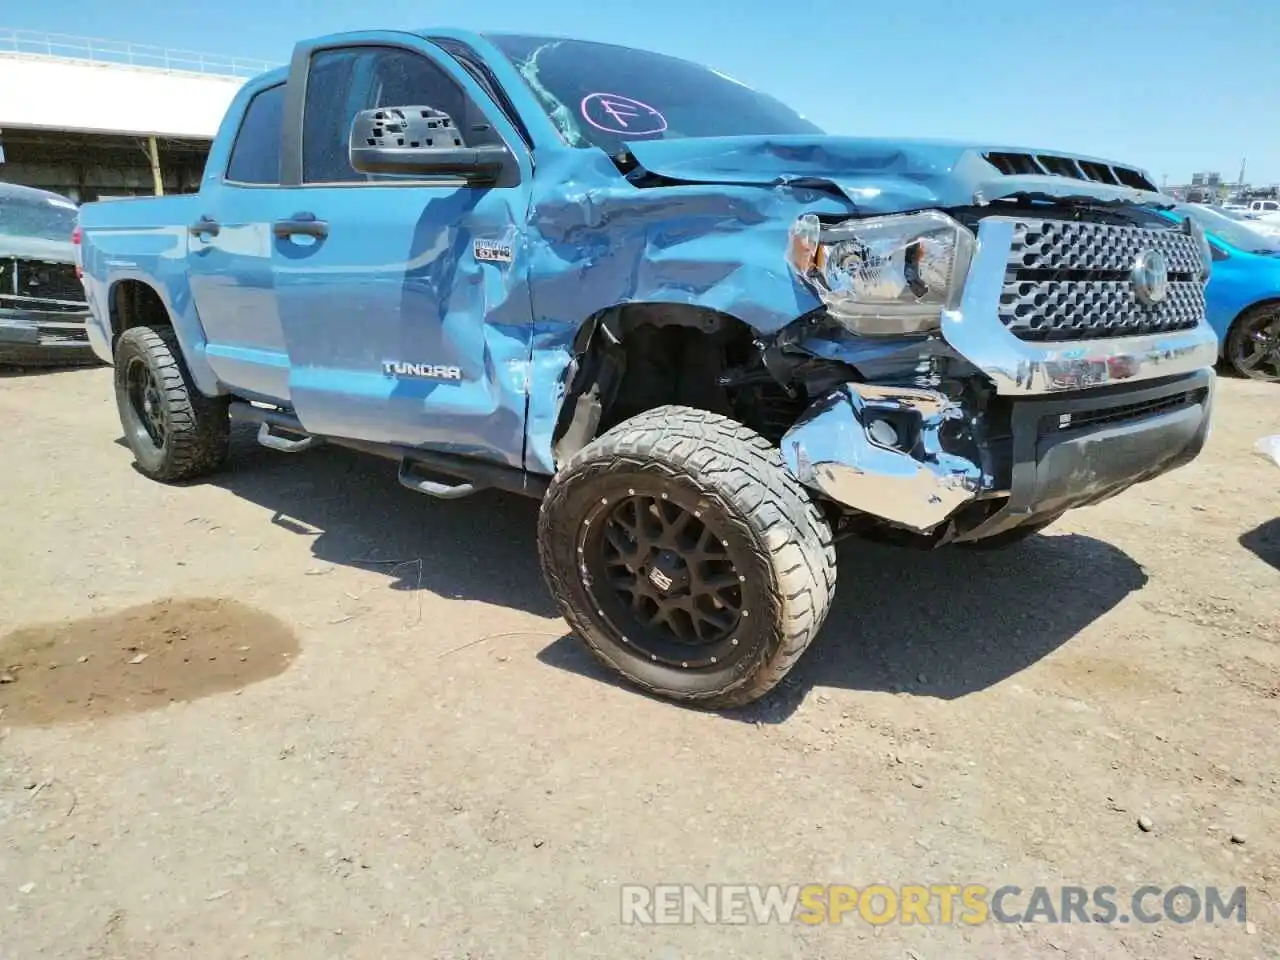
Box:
<box><xmin>77</xmin><ymin>29</ymin><xmax>1220</xmax><ymax>708</ymax></box>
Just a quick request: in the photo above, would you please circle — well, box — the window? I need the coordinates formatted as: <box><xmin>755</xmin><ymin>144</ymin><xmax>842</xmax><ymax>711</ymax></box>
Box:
<box><xmin>486</xmin><ymin>34</ymin><xmax>823</xmax><ymax>156</ymax></box>
<box><xmin>226</xmin><ymin>83</ymin><xmax>285</xmax><ymax>184</ymax></box>
<box><xmin>302</xmin><ymin>46</ymin><xmax>501</xmax><ymax>184</ymax></box>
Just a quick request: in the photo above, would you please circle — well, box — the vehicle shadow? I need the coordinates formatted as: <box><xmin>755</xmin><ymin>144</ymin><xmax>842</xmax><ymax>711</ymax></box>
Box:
<box><xmin>537</xmin><ymin>530</ymin><xmax>1149</xmax><ymax>723</ymax></box>
<box><xmin>1239</xmin><ymin>517</ymin><xmax>1280</xmax><ymax>572</ymax></box>
<box><xmin>206</xmin><ymin>425</ymin><xmax>557</xmax><ymax>618</ymax></box>
<box><xmin>201</xmin><ymin>426</ymin><xmax>1148</xmax><ymax>721</ymax></box>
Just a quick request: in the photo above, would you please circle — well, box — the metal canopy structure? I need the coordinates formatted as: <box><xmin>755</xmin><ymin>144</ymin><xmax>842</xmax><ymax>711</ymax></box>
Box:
<box><xmin>0</xmin><ymin>29</ymin><xmax>278</xmax><ymax>200</ymax></box>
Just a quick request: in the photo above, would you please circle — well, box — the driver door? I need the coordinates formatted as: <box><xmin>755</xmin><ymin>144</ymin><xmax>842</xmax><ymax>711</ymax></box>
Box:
<box><xmin>271</xmin><ymin>36</ymin><xmax>534</xmax><ymax>467</ymax></box>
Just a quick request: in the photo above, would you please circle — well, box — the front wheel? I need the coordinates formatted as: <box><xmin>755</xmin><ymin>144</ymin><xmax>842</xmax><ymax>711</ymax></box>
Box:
<box><xmin>113</xmin><ymin>326</ymin><xmax>230</xmax><ymax>482</ymax></box>
<box><xmin>1225</xmin><ymin>304</ymin><xmax>1280</xmax><ymax>382</ymax></box>
<box><xmin>537</xmin><ymin>406</ymin><xmax>837</xmax><ymax>709</ymax></box>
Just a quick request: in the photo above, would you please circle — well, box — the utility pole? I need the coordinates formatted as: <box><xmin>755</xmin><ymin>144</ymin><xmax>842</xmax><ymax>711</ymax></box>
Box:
<box><xmin>147</xmin><ymin>135</ymin><xmax>164</xmax><ymax>196</ymax></box>
<box><xmin>1238</xmin><ymin>156</ymin><xmax>1247</xmax><ymax>190</ymax></box>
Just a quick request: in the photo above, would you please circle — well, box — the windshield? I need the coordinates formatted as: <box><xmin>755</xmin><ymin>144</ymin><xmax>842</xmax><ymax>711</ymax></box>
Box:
<box><xmin>0</xmin><ymin>189</ymin><xmax>78</xmax><ymax>241</ymax></box>
<box><xmin>485</xmin><ymin>35</ymin><xmax>824</xmax><ymax>154</ymax></box>
<box><xmin>1174</xmin><ymin>203</ymin><xmax>1280</xmax><ymax>255</ymax></box>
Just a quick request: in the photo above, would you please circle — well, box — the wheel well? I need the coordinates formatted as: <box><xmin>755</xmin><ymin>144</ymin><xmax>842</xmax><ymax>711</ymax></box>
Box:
<box><xmin>551</xmin><ymin>303</ymin><xmax>846</xmax><ymax>466</ymax></box>
<box><xmin>1223</xmin><ymin>297</ymin><xmax>1280</xmax><ymax>371</ymax></box>
<box><xmin>109</xmin><ymin>280</ymin><xmax>172</xmax><ymax>344</ymax></box>
<box><xmin>1231</xmin><ymin>298</ymin><xmax>1280</xmax><ymax>327</ymax></box>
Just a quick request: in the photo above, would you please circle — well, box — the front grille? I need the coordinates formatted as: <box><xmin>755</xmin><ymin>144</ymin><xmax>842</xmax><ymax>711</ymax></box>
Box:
<box><xmin>1041</xmin><ymin>387</ymin><xmax>1208</xmax><ymax>434</ymax></box>
<box><xmin>0</xmin><ymin>258</ymin><xmax>86</xmax><ymax>312</ymax></box>
<box><xmin>14</xmin><ymin>258</ymin><xmax>84</xmax><ymax>302</ymax></box>
<box><xmin>995</xmin><ymin>218</ymin><xmax>1205</xmax><ymax>342</ymax></box>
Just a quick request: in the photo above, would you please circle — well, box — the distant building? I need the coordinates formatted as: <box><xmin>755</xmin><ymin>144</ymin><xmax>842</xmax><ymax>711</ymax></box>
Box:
<box><xmin>0</xmin><ymin>29</ymin><xmax>276</xmax><ymax>201</ymax></box>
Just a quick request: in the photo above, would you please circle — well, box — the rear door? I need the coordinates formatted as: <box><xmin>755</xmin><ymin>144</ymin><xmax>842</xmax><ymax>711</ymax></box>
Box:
<box><xmin>186</xmin><ymin>79</ymin><xmax>295</xmax><ymax>401</ymax></box>
<box><xmin>270</xmin><ymin>35</ymin><xmax>535</xmax><ymax>467</ymax></box>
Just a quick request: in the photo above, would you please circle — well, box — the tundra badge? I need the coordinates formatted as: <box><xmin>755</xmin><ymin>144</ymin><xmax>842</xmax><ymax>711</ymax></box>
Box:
<box><xmin>382</xmin><ymin>361</ymin><xmax>463</xmax><ymax>381</ymax></box>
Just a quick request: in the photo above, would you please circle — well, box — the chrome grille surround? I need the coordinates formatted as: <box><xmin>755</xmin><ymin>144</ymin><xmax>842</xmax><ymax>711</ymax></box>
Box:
<box><xmin>941</xmin><ymin>217</ymin><xmax>1218</xmax><ymax>396</ymax></box>
<box><xmin>997</xmin><ymin>218</ymin><xmax>1205</xmax><ymax>341</ymax></box>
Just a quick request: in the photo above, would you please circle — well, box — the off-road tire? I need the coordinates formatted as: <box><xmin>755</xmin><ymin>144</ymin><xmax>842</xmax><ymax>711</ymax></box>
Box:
<box><xmin>957</xmin><ymin>512</ymin><xmax>1064</xmax><ymax>550</ymax></box>
<box><xmin>113</xmin><ymin>325</ymin><xmax>230</xmax><ymax>482</ymax></box>
<box><xmin>538</xmin><ymin>405</ymin><xmax>837</xmax><ymax>709</ymax></box>
<box><xmin>1225</xmin><ymin>303</ymin><xmax>1280</xmax><ymax>382</ymax></box>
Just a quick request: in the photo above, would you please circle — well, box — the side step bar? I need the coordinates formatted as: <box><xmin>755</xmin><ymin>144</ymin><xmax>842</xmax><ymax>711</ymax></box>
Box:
<box><xmin>229</xmin><ymin>401</ymin><xmax>320</xmax><ymax>454</ymax></box>
<box><xmin>225</xmin><ymin>401</ymin><xmax>547</xmax><ymax>501</ymax></box>
<box><xmin>397</xmin><ymin>460</ymin><xmax>477</xmax><ymax>500</ymax></box>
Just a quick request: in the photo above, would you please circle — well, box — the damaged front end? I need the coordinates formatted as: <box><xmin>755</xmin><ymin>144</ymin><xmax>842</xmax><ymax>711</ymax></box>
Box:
<box><xmin>775</xmin><ymin>199</ymin><xmax>1218</xmax><ymax>544</ymax></box>
<box><xmin>781</xmin><ymin>383</ymin><xmax>986</xmax><ymax>532</ymax></box>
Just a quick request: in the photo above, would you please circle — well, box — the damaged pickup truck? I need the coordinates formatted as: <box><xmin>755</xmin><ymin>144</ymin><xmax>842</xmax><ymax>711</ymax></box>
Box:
<box><xmin>76</xmin><ymin>30</ymin><xmax>1219</xmax><ymax>708</ymax></box>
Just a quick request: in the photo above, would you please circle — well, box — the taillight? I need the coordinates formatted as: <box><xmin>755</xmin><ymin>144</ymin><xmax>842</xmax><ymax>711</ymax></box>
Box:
<box><xmin>72</xmin><ymin>225</ymin><xmax>83</xmax><ymax>278</ymax></box>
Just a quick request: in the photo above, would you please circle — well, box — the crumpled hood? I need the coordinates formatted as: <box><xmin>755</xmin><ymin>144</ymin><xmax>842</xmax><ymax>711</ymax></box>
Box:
<box><xmin>623</xmin><ymin>135</ymin><xmax>1166</xmax><ymax>214</ymax></box>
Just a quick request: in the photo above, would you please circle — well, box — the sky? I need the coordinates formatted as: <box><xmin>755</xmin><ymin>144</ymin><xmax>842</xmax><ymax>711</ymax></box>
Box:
<box><xmin>9</xmin><ymin>0</ymin><xmax>1278</xmax><ymax>185</ymax></box>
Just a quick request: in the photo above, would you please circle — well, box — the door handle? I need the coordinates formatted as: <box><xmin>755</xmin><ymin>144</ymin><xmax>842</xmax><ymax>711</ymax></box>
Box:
<box><xmin>188</xmin><ymin>215</ymin><xmax>220</xmax><ymax>237</ymax></box>
<box><xmin>272</xmin><ymin>212</ymin><xmax>329</xmax><ymax>240</ymax></box>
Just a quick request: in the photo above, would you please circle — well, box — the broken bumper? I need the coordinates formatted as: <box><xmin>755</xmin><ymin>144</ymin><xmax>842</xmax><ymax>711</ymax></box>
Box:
<box><xmin>781</xmin><ymin>371</ymin><xmax>1215</xmax><ymax>535</ymax></box>
<box><xmin>0</xmin><ymin>308</ymin><xmax>96</xmax><ymax>366</ymax></box>
<box><xmin>780</xmin><ymin>383</ymin><xmax>985</xmax><ymax>531</ymax></box>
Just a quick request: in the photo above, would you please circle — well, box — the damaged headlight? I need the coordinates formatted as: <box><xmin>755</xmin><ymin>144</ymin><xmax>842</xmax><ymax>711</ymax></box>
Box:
<box><xmin>786</xmin><ymin>211</ymin><xmax>977</xmax><ymax>336</ymax></box>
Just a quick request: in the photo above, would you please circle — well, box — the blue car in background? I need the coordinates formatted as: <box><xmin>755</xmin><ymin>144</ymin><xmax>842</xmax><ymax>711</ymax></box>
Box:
<box><xmin>1161</xmin><ymin>203</ymin><xmax>1280</xmax><ymax>382</ymax></box>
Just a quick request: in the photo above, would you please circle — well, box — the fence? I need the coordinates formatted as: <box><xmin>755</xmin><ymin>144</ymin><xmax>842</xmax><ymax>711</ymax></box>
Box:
<box><xmin>0</xmin><ymin>27</ymin><xmax>280</xmax><ymax>79</ymax></box>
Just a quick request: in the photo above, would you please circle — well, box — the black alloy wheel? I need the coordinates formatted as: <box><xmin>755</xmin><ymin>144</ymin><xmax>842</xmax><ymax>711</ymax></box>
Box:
<box><xmin>1227</xmin><ymin>304</ymin><xmax>1280</xmax><ymax>382</ymax></box>
<box><xmin>538</xmin><ymin>405</ymin><xmax>837</xmax><ymax>709</ymax></box>
<box><xmin>124</xmin><ymin>353</ymin><xmax>168</xmax><ymax>451</ymax></box>
<box><xmin>581</xmin><ymin>491</ymin><xmax>748</xmax><ymax>670</ymax></box>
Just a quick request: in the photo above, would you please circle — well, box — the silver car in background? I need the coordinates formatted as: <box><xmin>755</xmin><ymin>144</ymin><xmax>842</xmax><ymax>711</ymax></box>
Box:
<box><xmin>0</xmin><ymin>182</ymin><xmax>96</xmax><ymax>367</ymax></box>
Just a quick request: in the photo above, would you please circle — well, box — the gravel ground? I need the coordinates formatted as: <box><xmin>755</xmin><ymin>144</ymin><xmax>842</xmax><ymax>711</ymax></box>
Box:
<box><xmin>0</xmin><ymin>365</ymin><xmax>1277</xmax><ymax>960</ymax></box>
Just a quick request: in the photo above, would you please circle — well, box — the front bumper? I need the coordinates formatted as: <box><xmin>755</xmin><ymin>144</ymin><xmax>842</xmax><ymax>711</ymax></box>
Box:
<box><xmin>781</xmin><ymin>371</ymin><xmax>1214</xmax><ymax>536</ymax></box>
<box><xmin>0</xmin><ymin>308</ymin><xmax>97</xmax><ymax>366</ymax></box>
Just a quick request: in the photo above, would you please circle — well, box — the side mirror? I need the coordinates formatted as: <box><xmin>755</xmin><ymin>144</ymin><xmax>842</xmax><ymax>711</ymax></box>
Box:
<box><xmin>348</xmin><ymin>106</ymin><xmax>511</xmax><ymax>184</ymax></box>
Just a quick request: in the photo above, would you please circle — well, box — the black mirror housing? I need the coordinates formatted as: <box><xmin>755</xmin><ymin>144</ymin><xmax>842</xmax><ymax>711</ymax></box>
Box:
<box><xmin>348</xmin><ymin>106</ymin><xmax>512</xmax><ymax>184</ymax></box>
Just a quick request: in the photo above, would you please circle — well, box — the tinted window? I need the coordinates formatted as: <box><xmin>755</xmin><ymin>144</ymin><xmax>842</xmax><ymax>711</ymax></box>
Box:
<box><xmin>226</xmin><ymin>84</ymin><xmax>284</xmax><ymax>184</ymax></box>
<box><xmin>303</xmin><ymin>46</ymin><xmax>500</xmax><ymax>183</ymax></box>
<box><xmin>486</xmin><ymin>35</ymin><xmax>823</xmax><ymax>156</ymax></box>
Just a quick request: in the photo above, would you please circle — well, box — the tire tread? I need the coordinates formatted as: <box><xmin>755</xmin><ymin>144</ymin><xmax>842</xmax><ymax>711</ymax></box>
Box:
<box><xmin>538</xmin><ymin>405</ymin><xmax>837</xmax><ymax>708</ymax></box>
<box><xmin>114</xmin><ymin>326</ymin><xmax>229</xmax><ymax>482</ymax></box>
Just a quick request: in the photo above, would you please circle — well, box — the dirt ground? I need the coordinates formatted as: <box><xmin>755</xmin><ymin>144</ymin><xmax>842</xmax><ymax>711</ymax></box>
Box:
<box><xmin>0</xmin><ymin>365</ymin><xmax>1277</xmax><ymax>960</ymax></box>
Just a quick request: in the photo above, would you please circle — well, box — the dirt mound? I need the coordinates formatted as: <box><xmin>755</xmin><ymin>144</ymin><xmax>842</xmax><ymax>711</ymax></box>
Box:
<box><xmin>0</xmin><ymin>597</ymin><xmax>298</xmax><ymax>726</ymax></box>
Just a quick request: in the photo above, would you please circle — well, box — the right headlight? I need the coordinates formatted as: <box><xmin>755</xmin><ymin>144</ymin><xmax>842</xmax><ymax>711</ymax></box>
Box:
<box><xmin>786</xmin><ymin>210</ymin><xmax>977</xmax><ymax>336</ymax></box>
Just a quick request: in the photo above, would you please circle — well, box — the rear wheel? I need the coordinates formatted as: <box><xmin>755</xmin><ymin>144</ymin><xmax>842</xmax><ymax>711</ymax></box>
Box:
<box><xmin>538</xmin><ymin>405</ymin><xmax>837</xmax><ymax>709</ymax></box>
<box><xmin>1226</xmin><ymin>304</ymin><xmax>1280</xmax><ymax>382</ymax></box>
<box><xmin>113</xmin><ymin>326</ymin><xmax>230</xmax><ymax>482</ymax></box>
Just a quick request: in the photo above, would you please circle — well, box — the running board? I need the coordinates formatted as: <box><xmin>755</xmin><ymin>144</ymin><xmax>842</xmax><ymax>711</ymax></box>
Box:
<box><xmin>256</xmin><ymin>422</ymin><xmax>317</xmax><ymax>453</ymax></box>
<box><xmin>331</xmin><ymin>438</ymin><xmax>548</xmax><ymax>500</ymax></box>
<box><xmin>226</xmin><ymin>400</ymin><xmax>548</xmax><ymax>500</ymax></box>
<box><xmin>228</xmin><ymin>401</ymin><xmax>319</xmax><ymax>454</ymax></box>
<box><xmin>397</xmin><ymin>460</ymin><xmax>481</xmax><ymax>499</ymax></box>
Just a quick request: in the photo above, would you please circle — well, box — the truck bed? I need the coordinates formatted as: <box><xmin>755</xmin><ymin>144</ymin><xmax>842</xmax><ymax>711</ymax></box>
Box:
<box><xmin>77</xmin><ymin>194</ymin><xmax>203</xmax><ymax>374</ymax></box>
